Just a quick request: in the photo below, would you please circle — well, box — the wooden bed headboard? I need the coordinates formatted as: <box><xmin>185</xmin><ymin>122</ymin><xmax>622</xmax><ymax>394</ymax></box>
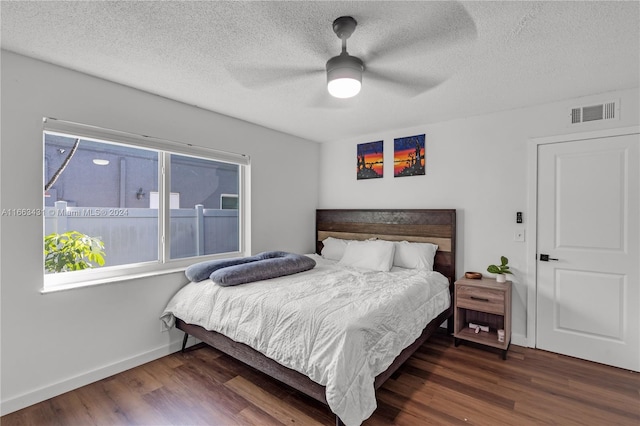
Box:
<box><xmin>316</xmin><ymin>209</ymin><xmax>457</xmax><ymax>285</ymax></box>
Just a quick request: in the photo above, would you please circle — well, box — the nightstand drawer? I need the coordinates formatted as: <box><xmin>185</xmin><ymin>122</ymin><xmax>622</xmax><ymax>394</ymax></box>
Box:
<box><xmin>456</xmin><ymin>285</ymin><xmax>505</xmax><ymax>314</ymax></box>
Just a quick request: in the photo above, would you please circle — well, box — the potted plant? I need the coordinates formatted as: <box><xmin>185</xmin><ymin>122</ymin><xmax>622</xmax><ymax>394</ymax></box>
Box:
<box><xmin>487</xmin><ymin>256</ymin><xmax>512</xmax><ymax>283</ymax></box>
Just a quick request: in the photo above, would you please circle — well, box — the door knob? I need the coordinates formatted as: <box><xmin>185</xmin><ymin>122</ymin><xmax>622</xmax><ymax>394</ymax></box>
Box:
<box><xmin>540</xmin><ymin>254</ymin><xmax>559</xmax><ymax>261</ymax></box>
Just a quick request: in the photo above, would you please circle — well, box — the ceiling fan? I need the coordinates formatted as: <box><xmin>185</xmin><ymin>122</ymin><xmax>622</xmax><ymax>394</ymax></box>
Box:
<box><xmin>325</xmin><ymin>16</ymin><xmax>364</xmax><ymax>98</ymax></box>
<box><xmin>229</xmin><ymin>8</ymin><xmax>477</xmax><ymax>102</ymax></box>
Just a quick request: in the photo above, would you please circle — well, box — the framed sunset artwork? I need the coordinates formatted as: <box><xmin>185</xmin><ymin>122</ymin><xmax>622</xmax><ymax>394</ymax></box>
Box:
<box><xmin>356</xmin><ymin>140</ymin><xmax>383</xmax><ymax>180</ymax></box>
<box><xmin>394</xmin><ymin>134</ymin><xmax>425</xmax><ymax>177</ymax></box>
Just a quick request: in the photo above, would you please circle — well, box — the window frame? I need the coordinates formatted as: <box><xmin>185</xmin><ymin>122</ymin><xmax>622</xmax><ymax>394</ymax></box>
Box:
<box><xmin>42</xmin><ymin>118</ymin><xmax>251</xmax><ymax>291</ymax></box>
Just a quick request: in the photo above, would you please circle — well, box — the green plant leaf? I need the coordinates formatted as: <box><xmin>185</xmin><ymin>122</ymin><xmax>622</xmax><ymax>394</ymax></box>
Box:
<box><xmin>487</xmin><ymin>256</ymin><xmax>512</xmax><ymax>275</ymax></box>
<box><xmin>44</xmin><ymin>231</ymin><xmax>106</xmax><ymax>273</ymax></box>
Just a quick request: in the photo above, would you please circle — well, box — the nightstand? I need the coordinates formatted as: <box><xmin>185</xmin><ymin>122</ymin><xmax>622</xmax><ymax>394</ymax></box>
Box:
<box><xmin>453</xmin><ymin>277</ymin><xmax>511</xmax><ymax>359</ymax></box>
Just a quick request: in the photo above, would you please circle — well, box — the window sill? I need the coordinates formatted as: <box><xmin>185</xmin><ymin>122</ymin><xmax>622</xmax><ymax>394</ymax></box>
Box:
<box><xmin>40</xmin><ymin>267</ymin><xmax>186</xmax><ymax>294</ymax></box>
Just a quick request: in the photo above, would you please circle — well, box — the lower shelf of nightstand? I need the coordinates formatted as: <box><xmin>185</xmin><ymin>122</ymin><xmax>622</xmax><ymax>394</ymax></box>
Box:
<box><xmin>454</xmin><ymin>327</ymin><xmax>509</xmax><ymax>350</ymax></box>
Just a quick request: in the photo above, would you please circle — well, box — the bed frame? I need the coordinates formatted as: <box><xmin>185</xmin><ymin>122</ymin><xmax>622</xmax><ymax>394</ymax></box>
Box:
<box><xmin>176</xmin><ymin>209</ymin><xmax>456</xmax><ymax>425</ymax></box>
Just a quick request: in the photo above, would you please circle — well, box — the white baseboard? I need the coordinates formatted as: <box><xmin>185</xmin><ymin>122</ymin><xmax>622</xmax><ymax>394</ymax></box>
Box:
<box><xmin>0</xmin><ymin>336</ymin><xmax>197</xmax><ymax>416</ymax></box>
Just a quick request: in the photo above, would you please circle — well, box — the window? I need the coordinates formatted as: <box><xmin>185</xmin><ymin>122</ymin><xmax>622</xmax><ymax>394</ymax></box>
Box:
<box><xmin>169</xmin><ymin>154</ymin><xmax>240</xmax><ymax>259</ymax></box>
<box><xmin>220</xmin><ymin>194</ymin><xmax>239</xmax><ymax>209</ymax></box>
<box><xmin>43</xmin><ymin>118</ymin><xmax>249</xmax><ymax>289</ymax></box>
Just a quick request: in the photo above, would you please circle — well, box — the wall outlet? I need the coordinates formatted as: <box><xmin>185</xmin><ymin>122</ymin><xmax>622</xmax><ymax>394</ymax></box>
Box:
<box><xmin>514</xmin><ymin>229</ymin><xmax>525</xmax><ymax>242</ymax></box>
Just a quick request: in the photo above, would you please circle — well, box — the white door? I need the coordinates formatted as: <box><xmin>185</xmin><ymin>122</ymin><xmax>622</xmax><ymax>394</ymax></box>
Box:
<box><xmin>536</xmin><ymin>131</ymin><xmax>639</xmax><ymax>371</ymax></box>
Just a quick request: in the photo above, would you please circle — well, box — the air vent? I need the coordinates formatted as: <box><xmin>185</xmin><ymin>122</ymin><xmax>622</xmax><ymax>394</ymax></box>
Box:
<box><xmin>569</xmin><ymin>100</ymin><xmax>618</xmax><ymax>125</ymax></box>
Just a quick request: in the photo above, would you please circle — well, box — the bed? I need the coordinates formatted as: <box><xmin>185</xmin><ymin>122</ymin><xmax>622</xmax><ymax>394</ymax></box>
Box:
<box><xmin>161</xmin><ymin>209</ymin><xmax>456</xmax><ymax>425</ymax></box>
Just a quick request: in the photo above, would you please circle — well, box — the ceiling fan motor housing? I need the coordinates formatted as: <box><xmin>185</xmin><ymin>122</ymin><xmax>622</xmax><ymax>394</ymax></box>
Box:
<box><xmin>326</xmin><ymin>53</ymin><xmax>364</xmax><ymax>82</ymax></box>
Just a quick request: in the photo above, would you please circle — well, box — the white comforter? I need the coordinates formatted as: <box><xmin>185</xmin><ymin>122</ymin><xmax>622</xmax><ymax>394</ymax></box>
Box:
<box><xmin>161</xmin><ymin>254</ymin><xmax>450</xmax><ymax>425</ymax></box>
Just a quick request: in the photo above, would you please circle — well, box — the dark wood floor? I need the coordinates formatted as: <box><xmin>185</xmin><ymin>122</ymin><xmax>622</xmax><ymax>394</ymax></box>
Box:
<box><xmin>3</xmin><ymin>332</ymin><xmax>639</xmax><ymax>425</ymax></box>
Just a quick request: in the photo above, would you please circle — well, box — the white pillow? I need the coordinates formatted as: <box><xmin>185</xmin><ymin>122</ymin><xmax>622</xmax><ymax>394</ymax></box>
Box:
<box><xmin>393</xmin><ymin>241</ymin><xmax>438</xmax><ymax>271</ymax></box>
<box><xmin>339</xmin><ymin>240</ymin><xmax>396</xmax><ymax>272</ymax></box>
<box><xmin>321</xmin><ymin>237</ymin><xmax>349</xmax><ymax>261</ymax></box>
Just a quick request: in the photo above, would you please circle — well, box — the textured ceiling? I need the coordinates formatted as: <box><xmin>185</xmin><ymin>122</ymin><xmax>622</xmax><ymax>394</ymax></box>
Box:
<box><xmin>2</xmin><ymin>1</ymin><xmax>639</xmax><ymax>143</ymax></box>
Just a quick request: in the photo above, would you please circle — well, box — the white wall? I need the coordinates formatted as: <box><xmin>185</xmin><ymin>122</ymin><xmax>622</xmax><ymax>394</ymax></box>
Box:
<box><xmin>319</xmin><ymin>87</ymin><xmax>640</xmax><ymax>346</ymax></box>
<box><xmin>0</xmin><ymin>51</ymin><xmax>319</xmax><ymax>414</ymax></box>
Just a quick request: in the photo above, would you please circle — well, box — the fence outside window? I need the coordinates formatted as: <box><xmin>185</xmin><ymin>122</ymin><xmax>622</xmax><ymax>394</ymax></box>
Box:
<box><xmin>45</xmin><ymin>201</ymin><xmax>239</xmax><ymax>271</ymax></box>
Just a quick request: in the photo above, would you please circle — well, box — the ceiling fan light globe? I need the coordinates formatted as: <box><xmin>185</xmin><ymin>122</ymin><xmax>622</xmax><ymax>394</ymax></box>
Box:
<box><xmin>327</xmin><ymin>78</ymin><xmax>361</xmax><ymax>98</ymax></box>
<box><xmin>326</xmin><ymin>53</ymin><xmax>364</xmax><ymax>99</ymax></box>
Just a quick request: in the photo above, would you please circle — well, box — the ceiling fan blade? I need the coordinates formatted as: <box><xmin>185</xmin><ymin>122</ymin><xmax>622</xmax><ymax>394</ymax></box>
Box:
<box><xmin>365</xmin><ymin>68</ymin><xmax>443</xmax><ymax>98</ymax></box>
<box><xmin>253</xmin><ymin>3</ymin><xmax>334</xmax><ymax>62</ymax></box>
<box><xmin>308</xmin><ymin>89</ymin><xmax>355</xmax><ymax>109</ymax></box>
<box><xmin>365</xmin><ymin>2</ymin><xmax>477</xmax><ymax>65</ymax></box>
<box><xmin>227</xmin><ymin>65</ymin><xmax>323</xmax><ymax>89</ymax></box>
